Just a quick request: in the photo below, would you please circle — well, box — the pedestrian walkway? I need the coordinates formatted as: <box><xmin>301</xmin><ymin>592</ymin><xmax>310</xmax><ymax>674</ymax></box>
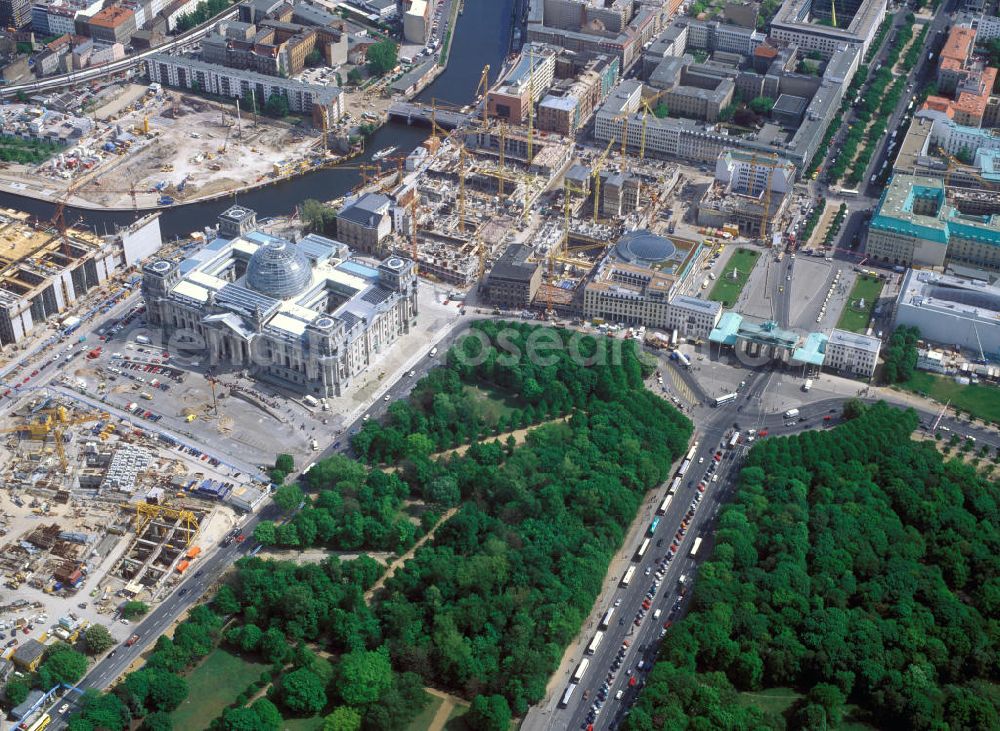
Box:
<box><xmin>363</xmin><ymin>507</ymin><xmax>458</xmax><ymax>603</ymax></box>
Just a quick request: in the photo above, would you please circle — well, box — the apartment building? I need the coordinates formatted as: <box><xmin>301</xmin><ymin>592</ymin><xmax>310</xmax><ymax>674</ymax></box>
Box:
<box><xmin>146</xmin><ymin>53</ymin><xmax>344</xmax><ymax>122</ymax></box>
<box><xmin>87</xmin><ymin>4</ymin><xmax>136</xmax><ymax>45</ymax></box>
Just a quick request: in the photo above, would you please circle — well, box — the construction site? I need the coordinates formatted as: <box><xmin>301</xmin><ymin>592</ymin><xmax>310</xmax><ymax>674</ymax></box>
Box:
<box><xmin>0</xmin><ymin>83</ymin><xmax>334</xmax><ymax>211</ymax></box>
<box><xmin>0</xmin><ymin>394</ymin><xmax>245</xmax><ymax>646</ymax></box>
<box><xmin>376</xmin><ymin>65</ymin><xmax>715</xmax><ymax>314</ymax></box>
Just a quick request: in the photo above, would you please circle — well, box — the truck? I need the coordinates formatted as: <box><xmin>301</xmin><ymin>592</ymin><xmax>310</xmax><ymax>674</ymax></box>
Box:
<box><xmin>802</xmin><ymin>379</ymin><xmax>813</xmax><ymax>392</ymax></box>
<box><xmin>126</xmin><ymin>633</ymin><xmax>139</xmax><ymax>646</ymax></box>
<box><xmin>784</xmin><ymin>408</ymin><xmax>800</xmax><ymax>419</ymax></box>
<box><xmin>303</xmin><ymin>395</ymin><xmax>319</xmax><ymax>408</ymax></box>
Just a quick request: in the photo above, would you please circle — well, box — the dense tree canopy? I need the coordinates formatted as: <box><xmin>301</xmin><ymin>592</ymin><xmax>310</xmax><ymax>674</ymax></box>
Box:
<box><xmin>881</xmin><ymin>325</ymin><xmax>920</xmax><ymax>384</ymax></box>
<box><xmin>38</xmin><ymin>644</ymin><xmax>88</xmax><ymax>688</ymax></box>
<box><xmin>627</xmin><ymin>403</ymin><xmax>1000</xmax><ymax>729</ymax></box>
<box><xmin>83</xmin><ymin>624</ymin><xmax>116</xmax><ymax>655</ymax></box>
<box><xmin>366</xmin><ymin>40</ymin><xmax>398</xmax><ymax>75</ymax></box>
<box><xmin>370</xmin><ymin>322</ymin><xmax>691</xmax><ymax>711</ymax></box>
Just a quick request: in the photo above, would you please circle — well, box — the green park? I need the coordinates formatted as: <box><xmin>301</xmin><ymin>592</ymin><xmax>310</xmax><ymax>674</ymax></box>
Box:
<box><xmin>709</xmin><ymin>247</ymin><xmax>761</xmax><ymax>307</ymax></box>
<box><xmin>837</xmin><ymin>274</ymin><xmax>883</xmax><ymax>333</ymax></box>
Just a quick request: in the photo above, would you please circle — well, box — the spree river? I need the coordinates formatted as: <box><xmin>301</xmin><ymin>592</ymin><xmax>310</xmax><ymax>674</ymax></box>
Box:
<box><xmin>0</xmin><ymin>0</ymin><xmax>514</xmax><ymax>239</ymax></box>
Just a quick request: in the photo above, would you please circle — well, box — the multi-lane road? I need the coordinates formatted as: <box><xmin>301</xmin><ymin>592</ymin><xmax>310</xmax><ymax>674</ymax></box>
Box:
<box><xmin>554</xmin><ymin>369</ymin><xmax>797</xmax><ymax>730</ymax></box>
<box><xmin>552</xmin><ymin>358</ymin><xmax>1000</xmax><ymax>730</ymax></box>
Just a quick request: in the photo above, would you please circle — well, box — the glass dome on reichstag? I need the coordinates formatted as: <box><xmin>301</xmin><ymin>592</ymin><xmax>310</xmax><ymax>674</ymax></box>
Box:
<box><xmin>245</xmin><ymin>240</ymin><xmax>312</xmax><ymax>299</ymax></box>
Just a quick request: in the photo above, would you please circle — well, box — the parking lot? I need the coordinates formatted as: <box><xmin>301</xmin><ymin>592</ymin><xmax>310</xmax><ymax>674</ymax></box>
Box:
<box><xmin>62</xmin><ymin>280</ymin><xmax>464</xmax><ymax>474</ymax></box>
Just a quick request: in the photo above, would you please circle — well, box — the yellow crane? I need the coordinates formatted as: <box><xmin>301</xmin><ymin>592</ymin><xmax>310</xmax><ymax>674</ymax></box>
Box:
<box><xmin>744</xmin><ymin>153</ymin><xmax>781</xmax><ymax>241</ymax></box>
<box><xmin>498</xmin><ymin>123</ymin><xmax>507</xmax><ymax>198</ymax></box>
<box><xmin>476</xmin><ymin>64</ymin><xmax>491</xmax><ymax>132</ymax></box>
<box><xmin>591</xmin><ymin>137</ymin><xmax>616</xmax><ymax>223</ymax></box>
<box><xmin>527</xmin><ymin>47</ymin><xmax>535</xmax><ymax>162</ymax></box>
<box><xmin>458</xmin><ymin>143</ymin><xmax>468</xmax><ymax>234</ymax></box>
<box><xmin>0</xmin><ymin>406</ymin><xmax>108</xmax><ymax>471</ymax></box>
<box><xmin>410</xmin><ymin>195</ymin><xmax>420</xmax><ymax>273</ymax></box>
<box><xmin>939</xmin><ymin>145</ymin><xmax>990</xmax><ymax>187</ymax></box>
<box><xmin>638</xmin><ymin>88</ymin><xmax>671</xmax><ymax>159</ymax></box>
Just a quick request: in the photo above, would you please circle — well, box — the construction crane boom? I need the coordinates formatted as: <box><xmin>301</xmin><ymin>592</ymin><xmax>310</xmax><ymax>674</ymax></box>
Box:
<box><xmin>591</xmin><ymin>137</ymin><xmax>615</xmax><ymax>223</ymax></box>
<box><xmin>477</xmin><ymin>64</ymin><xmax>491</xmax><ymax>132</ymax></box>
<box><xmin>458</xmin><ymin>144</ymin><xmax>467</xmax><ymax>234</ymax></box>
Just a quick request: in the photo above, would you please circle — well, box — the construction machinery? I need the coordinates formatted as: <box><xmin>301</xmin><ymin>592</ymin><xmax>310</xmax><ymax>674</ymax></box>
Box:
<box><xmin>591</xmin><ymin>138</ymin><xmax>616</xmax><ymax>223</ymax></box>
<box><xmin>410</xmin><ymin>195</ymin><xmax>420</xmax><ymax>273</ymax></box>
<box><xmin>527</xmin><ymin>47</ymin><xmax>535</xmax><ymax>162</ymax></box>
<box><xmin>638</xmin><ymin>89</ymin><xmax>671</xmax><ymax>159</ymax></box>
<box><xmin>458</xmin><ymin>143</ymin><xmax>468</xmax><ymax>233</ymax></box>
<box><xmin>133</xmin><ymin>503</ymin><xmax>199</xmax><ymax>547</ymax></box>
<box><xmin>750</xmin><ymin>153</ymin><xmax>781</xmax><ymax>241</ymax></box>
<box><xmin>0</xmin><ymin>406</ymin><xmax>108</xmax><ymax>471</ymax></box>
<box><xmin>476</xmin><ymin>64</ymin><xmax>491</xmax><ymax>132</ymax></box>
<box><xmin>939</xmin><ymin>146</ymin><xmax>991</xmax><ymax>188</ymax></box>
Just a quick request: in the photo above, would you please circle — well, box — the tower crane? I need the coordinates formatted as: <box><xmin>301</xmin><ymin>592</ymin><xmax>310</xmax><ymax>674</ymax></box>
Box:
<box><xmin>458</xmin><ymin>143</ymin><xmax>468</xmax><ymax>234</ymax></box>
<box><xmin>747</xmin><ymin>153</ymin><xmax>780</xmax><ymax>242</ymax></box>
<box><xmin>527</xmin><ymin>47</ymin><xmax>535</xmax><ymax>162</ymax></box>
<box><xmin>476</xmin><ymin>64</ymin><xmax>491</xmax><ymax>132</ymax></box>
<box><xmin>939</xmin><ymin>146</ymin><xmax>990</xmax><ymax>188</ymax></box>
<box><xmin>0</xmin><ymin>406</ymin><xmax>108</xmax><ymax>472</ymax></box>
<box><xmin>410</xmin><ymin>196</ymin><xmax>419</xmax><ymax>273</ymax></box>
<box><xmin>638</xmin><ymin>88</ymin><xmax>671</xmax><ymax>159</ymax></box>
<box><xmin>498</xmin><ymin>123</ymin><xmax>508</xmax><ymax>198</ymax></box>
<box><xmin>591</xmin><ymin>137</ymin><xmax>616</xmax><ymax>223</ymax></box>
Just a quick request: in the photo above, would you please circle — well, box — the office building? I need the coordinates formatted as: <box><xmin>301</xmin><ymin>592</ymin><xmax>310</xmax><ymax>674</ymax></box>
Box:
<box><xmin>487</xmin><ymin>43</ymin><xmax>557</xmax><ymax>122</ymax></box>
<box><xmin>142</xmin><ymin>206</ymin><xmax>418</xmax><ymax>397</ymax></box>
<box><xmin>868</xmin><ymin>173</ymin><xmax>1000</xmax><ymax>271</ymax></box>
<box><xmin>895</xmin><ymin>268</ymin><xmax>1000</xmax><ymax>356</ymax></box>
<box><xmin>823</xmin><ymin>328</ymin><xmax>881</xmax><ymax>378</ymax></box>
<box><xmin>31</xmin><ymin>0</ymin><xmax>101</xmax><ymax>36</ymax></box>
<box><xmin>335</xmin><ymin>193</ymin><xmax>393</xmax><ymax>253</ymax></box>
<box><xmin>770</xmin><ymin>0</ymin><xmax>887</xmax><ymax>58</ymax></box>
<box><xmin>1</xmin><ymin>0</ymin><xmax>31</xmax><ymax>28</ymax></box>
<box><xmin>0</xmin><ymin>211</ymin><xmax>161</xmax><ymax>347</ymax></box>
<box><xmin>483</xmin><ymin>244</ymin><xmax>542</xmax><ymax>308</ymax></box>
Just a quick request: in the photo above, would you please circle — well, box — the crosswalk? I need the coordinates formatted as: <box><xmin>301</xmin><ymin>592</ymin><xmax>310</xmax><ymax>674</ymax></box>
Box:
<box><xmin>666</xmin><ymin>366</ymin><xmax>698</xmax><ymax>407</ymax></box>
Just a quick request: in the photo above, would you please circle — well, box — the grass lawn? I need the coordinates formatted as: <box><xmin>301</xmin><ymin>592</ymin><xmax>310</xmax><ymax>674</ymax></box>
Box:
<box><xmin>837</xmin><ymin>275</ymin><xmax>883</xmax><ymax>333</ymax></box>
<box><xmin>739</xmin><ymin>689</ymin><xmax>876</xmax><ymax>729</ymax></box>
<box><xmin>738</xmin><ymin>687</ymin><xmax>802</xmax><ymax>716</ymax></box>
<box><xmin>900</xmin><ymin>371</ymin><xmax>1000</xmax><ymax>424</ymax></box>
<box><xmin>709</xmin><ymin>248</ymin><xmax>760</xmax><ymax>307</ymax></box>
<box><xmin>403</xmin><ymin>691</ymin><xmax>446</xmax><ymax>731</ymax></box>
<box><xmin>462</xmin><ymin>384</ymin><xmax>522</xmax><ymax>426</ymax></box>
<box><xmin>170</xmin><ymin>649</ymin><xmax>269</xmax><ymax>730</ymax></box>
